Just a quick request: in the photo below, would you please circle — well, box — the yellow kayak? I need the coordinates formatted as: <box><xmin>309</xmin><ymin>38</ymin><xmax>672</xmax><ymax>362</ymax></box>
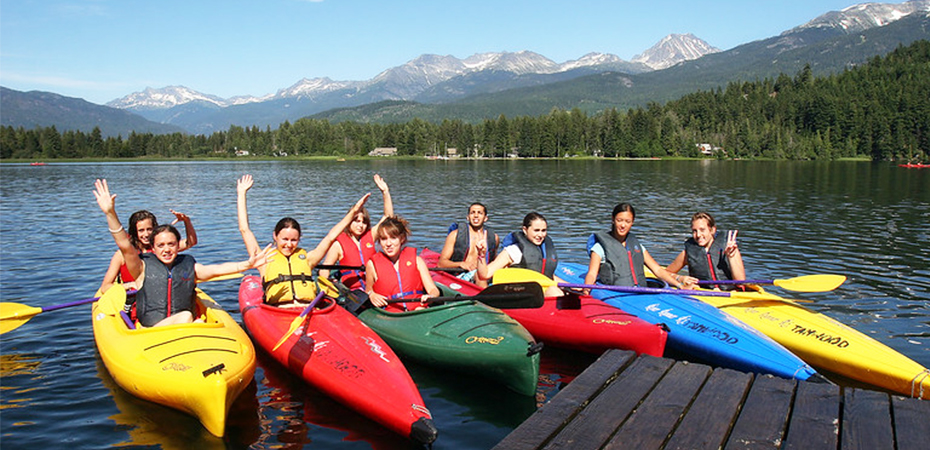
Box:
<box><xmin>92</xmin><ymin>286</ymin><xmax>256</xmax><ymax>437</ymax></box>
<box><xmin>691</xmin><ymin>287</ymin><xmax>929</xmax><ymax>399</ymax></box>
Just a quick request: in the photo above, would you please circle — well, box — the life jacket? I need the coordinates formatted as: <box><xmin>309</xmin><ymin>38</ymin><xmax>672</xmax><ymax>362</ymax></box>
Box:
<box><xmin>262</xmin><ymin>247</ymin><xmax>318</xmax><ymax>304</ymax></box>
<box><xmin>135</xmin><ymin>253</ymin><xmax>196</xmax><ymax>327</ymax></box>
<box><xmin>588</xmin><ymin>231</ymin><xmax>646</xmax><ymax>287</ymax></box>
<box><xmin>685</xmin><ymin>231</ymin><xmax>734</xmax><ymax>285</ymax></box>
<box><xmin>370</xmin><ymin>247</ymin><xmax>424</xmax><ymax>312</ymax></box>
<box><xmin>335</xmin><ymin>231</ymin><xmax>376</xmax><ymax>290</ymax></box>
<box><xmin>449</xmin><ymin>222</ymin><xmax>497</xmax><ymax>263</ymax></box>
<box><xmin>506</xmin><ymin>231</ymin><xmax>558</xmax><ymax>279</ymax></box>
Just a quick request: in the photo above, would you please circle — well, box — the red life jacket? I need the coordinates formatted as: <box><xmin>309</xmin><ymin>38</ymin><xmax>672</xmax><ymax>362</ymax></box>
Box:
<box><xmin>336</xmin><ymin>231</ymin><xmax>376</xmax><ymax>290</ymax></box>
<box><xmin>370</xmin><ymin>247</ymin><xmax>424</xmax><ymax>312</ymax></box>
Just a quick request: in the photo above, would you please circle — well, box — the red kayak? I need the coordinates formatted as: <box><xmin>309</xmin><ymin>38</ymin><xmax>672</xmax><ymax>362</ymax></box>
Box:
<box><xmin>238</xmin><ymin>276</ymin><xmax>437</xmax><ymax>445</ymax></box>
<box><xmin>898</xmin><ymin>163</ymin><xmax>930</xmax><ymax>168</ymax></box>
<box><xmin>422</xmin><ymin>249</ymin><xmax>667</xmax><ymax>356</ymax></box>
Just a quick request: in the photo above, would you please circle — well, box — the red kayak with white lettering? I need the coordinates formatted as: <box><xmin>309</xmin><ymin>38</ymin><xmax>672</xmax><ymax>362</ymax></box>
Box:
<box><xmin>422</xmin><ymin>249</ymin><xmax>667</xmax><ymax>356</ymax></box>
<box><xmin>238</xmin><ymin>276</ymin><xmax>438</xmax><ymax>444</ymax></box>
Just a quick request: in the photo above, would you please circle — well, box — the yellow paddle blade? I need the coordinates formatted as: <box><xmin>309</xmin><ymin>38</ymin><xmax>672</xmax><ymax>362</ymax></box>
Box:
<box><xmin>97</xmin><ymin>285</ymin><xmax>128</xmax><ymax>316</ymax></box>
<box><xmin>272</xmin><ymin>314</ymin><xmax>304</xmax><ymax>351</ymax></box>
<box><xmin>773</xmin><ymin>274</ymin><xmax>846</xmax><ymax>292</ymax></box>
<box><xmin>0</xmin><ymin>303</ymin><xmax>43</xmax><ymax>334</ymax></box>
<box><xmin>315</xmin><ymin>277</ymin><xmax>341</xmax><ymax>298</ymax></box>
<box><xmin>493</xmin><ymin>268</ymin><xmax>558</xmax><ymax>287</ymax></box>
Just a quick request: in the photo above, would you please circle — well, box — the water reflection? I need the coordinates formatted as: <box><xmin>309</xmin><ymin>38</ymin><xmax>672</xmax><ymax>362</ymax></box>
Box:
<box><xmin>1</xmin><ymin>160</ymin><xmax>927</xmax><ymax>449</ymax></box>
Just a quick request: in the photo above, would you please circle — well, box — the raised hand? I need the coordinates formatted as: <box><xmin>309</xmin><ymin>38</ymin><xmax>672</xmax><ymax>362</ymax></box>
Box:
<box><xmin>237</xmin><ymin>174</ymin><xmax>254</xmax><ymax>196</ymax></box>
<box><xmin>93</xmin><ymin>179</ymin><xmax>116</xmax><ymax>214</ymax></box>
<box><xmin>169</xmin><ymin>209</ymin><xmax>190</xmax><ymax>226</ymax></box>
<box><xmin>725</xmin><ymin>230</ymin><xmax>739</xmax><ymax>257</ymax></box>
<box><xmin>373</xmin><ymin>174</ymin><xmax>389</xmax><ymax>192</ymax></box>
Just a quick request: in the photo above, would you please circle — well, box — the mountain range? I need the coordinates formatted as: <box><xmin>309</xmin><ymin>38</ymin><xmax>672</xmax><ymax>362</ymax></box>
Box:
<box><xmin>3</xmin><ymin>0</ymin><xmax>929</xmax><ymax>137</ymax></box>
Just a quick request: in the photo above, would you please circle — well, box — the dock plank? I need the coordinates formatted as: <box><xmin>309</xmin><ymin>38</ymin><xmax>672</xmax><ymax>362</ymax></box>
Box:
<box><xmin>496</xmin><ymin>351</ymin><xmax>929</xmax><ymax>450</ymax></box>
<box><xmin>892</xmin><ymin>394</ymin><xmax>930</xmax><ymax>450</ymax></box>
<box><xmin>724</xmin><ymin>374</ymin><xmax>796</xmax><ymax>449</ymax></box>
<box><xmin>602</xmin><ymin>361</ymin><xmax>712</xmax><ymax>450</ymax></box>
<box><xmin>783</xmin><ymin>381</ymin><xmax>840</xmax><ymax>450</ymax></box>
<box><xmin>841</xmin><ymin>389</ymin><xmax>893</xmax><ymax>450</ymax></box>
<box><xmin>664</xmin><ymin>368</ymin><xmax>753</xmax><ymax>450</ymax></box>
<box><xmin>492</xmin><ymin>349</ymin><xmax>636</xmax><ymax>450</ymax></box>
<box><xmin>544</xmin><ymin>354</ymin><xmax>673</xmax><ymax>450</ymax></box>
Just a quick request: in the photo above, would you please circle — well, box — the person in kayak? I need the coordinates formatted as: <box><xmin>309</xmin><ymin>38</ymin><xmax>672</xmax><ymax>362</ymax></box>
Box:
<box><xmin>583</xmin><ymin>203</ymin><xmax>686</xmax><ymax>292</ymax></box>
<box><xmin>475</xmin><ymin>212</ymin><xmax>565</xmax><ymax>297</ymax></box>
<box><xmin>99</xmin><ymin>209</ymin><xmax>197</xmax><ymax>293</ymax></box>
<box><xmin>318</xmin><ymin>174</ymin><xmax>393</xmax><ymax>290</ymax></box>
<box><xmin>236</xmin><ymin>174</ymin><xmax>373</xmax><ymax>306</ymax></box>
<box><xmin>437</xmin><ymin>202</ymin><xmax>500</xmax><ymax>288</ymax></box>
<box><xmin>365</xmin><ymin>215</ymin><xmax>440</xmax><ymax>312</ymax></box>
<box><xmin>665</xmin><ymin>211</ymin><xmax>745</xmax><ymax>289</ymax></box>
<box><xmin>94</xmin><ymin>179</ymin><xmax>270</xmax><ymax>327</ymax></box>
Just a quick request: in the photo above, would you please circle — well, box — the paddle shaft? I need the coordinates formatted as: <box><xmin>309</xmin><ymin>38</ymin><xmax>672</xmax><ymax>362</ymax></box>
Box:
<box><xmin>697</xmin><ymin>279</ymin><xmax>770</xmax><ymax>286</ymax></box>
<box><xmin>386</xmin><ymin>292</ymin><xmax>530</xmax><ymax>305</ymax></box>
<box><xmin>559</xmin><ymin>282</ymin><xmax>735</xmax><ymax>298</ymax></box>
<box><xmin>317</xmin><ymin>264</ymin><xmax>465</xmax><ymax>274</ymax></box>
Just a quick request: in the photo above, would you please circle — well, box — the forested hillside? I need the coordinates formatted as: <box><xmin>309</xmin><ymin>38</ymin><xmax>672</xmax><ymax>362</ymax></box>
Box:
<box><xmin>2</xmin><ymin>41</ymin><xmax>928</xmax><ymax>162</ymax></box>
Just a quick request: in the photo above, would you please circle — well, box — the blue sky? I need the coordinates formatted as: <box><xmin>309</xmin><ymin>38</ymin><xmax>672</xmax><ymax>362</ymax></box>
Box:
<box><xmin>2</xmin><ymin>0</ymin><xmax>866</xmax><ymax>105</ymax></box>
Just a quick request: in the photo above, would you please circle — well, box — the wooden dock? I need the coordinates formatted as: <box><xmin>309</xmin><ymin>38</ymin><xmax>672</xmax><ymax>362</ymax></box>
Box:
<box><xmin>494</xmin><ymin>349</ymin><xmax>929</xmax><ymax>450</ymax></box>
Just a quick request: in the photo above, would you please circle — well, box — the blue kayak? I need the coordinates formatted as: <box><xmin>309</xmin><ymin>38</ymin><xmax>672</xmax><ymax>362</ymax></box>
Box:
<box><xmin>556</xmin><ymin>262</ymin><xmax>820</xmax><ymax>381</ymax></box>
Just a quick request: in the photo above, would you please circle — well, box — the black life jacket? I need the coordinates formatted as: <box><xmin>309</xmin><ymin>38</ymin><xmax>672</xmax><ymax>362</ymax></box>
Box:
<box><xmin>449</xmin><ymin>222</ymin><xmax>497</xmax><ymax>263</ymax></box>
<box><xmin>508</xmin><ymin>231</ymin><xmax>558</xmax><ymax>278</ymax></box>
<box><xmin>136</xmin><ymin>253</ymin><xmax>197</xmax><ymax>327</ymax></box>
<box><xmin>589</xmin><ymin>231</ymin><xmax>646</xmax><ymax>287</ymax></box>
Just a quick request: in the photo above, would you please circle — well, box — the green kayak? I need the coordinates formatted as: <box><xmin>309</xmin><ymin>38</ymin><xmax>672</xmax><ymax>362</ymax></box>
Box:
<box><xmin>357</xmin><ymin>300</ymin><xmax>542</xmax><ymax>396</ymax></box>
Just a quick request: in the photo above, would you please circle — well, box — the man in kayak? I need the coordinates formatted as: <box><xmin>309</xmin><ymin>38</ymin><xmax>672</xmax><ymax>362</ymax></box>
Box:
<box><xmin>665</xmin><ymin>211</ymin><xmax>745</xmax><ymax>289</ymax></box>
<box><xmin>476</xmin><ymin>212</ymin><xmax>565</xmax><ymax>297</ymax></box>
<box><xmin>93</xmin><ymin>179</ymin><xmax>271</xmax><ymax>327</ymax></box>
<box><xmin>583</xmin><ymin>203</ymin><xmax>686</xmax><ymax>292</ymax></box>
<box><xmin>318</xmin><ymin>174</ymin><xmax>393</xmax><ymax>290</ymax></box>
<box><xmin>437</xmin><ymin>202</ymin><xmax>499</xmax><ymax>287</ymax></box>
<box><xmin>236</xmin><ymin>174</ymin><xmax>373</xmax><ymax>306</ymax></box>
<box><xmin>365</xmin><ymin>215</ymin><xmax>440</xmax><ymax>312</ymax></box>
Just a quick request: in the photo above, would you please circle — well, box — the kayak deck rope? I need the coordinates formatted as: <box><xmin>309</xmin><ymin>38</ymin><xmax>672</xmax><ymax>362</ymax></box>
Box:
<box><xmin>911</xmin><ymin>369</ymin><xmax>929</xmax><ymax>399</ymax></box>
<box><xmin>411</xmin><ymin>403</ymin><xmax>432</xmax><ymax>417</ymax></box>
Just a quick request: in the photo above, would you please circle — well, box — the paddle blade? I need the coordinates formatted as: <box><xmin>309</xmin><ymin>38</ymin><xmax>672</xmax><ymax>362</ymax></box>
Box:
<box><xmin>97</xmin><ymin>286</ymin><xmax>128</xmax><ymax>316</ymax></box>
<box><xmin>476</xmin><ymin>282</ymin><xmax>545</xmax><ymax>309</ymax></box>
<box><xmin>774</xmin><ymin>274</ymin><xmax>846</xmax><ymax>292</ymax></box>
<box><xmin>0</xmin><ymin>303</ymin><xmax>43</xmax><ymax>334</ymax></box>
<box><xmin>272</xmin><ymin>291</ymin><xmax>326</xmax><ymax>351</ymax></box>
<box><xmin>493</xmin><ymin>268</ymin><xmax>557</xmax><ymax>287</ymax></box>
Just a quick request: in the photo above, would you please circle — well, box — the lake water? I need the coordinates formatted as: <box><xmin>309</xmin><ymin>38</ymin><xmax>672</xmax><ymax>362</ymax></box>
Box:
<box><xmin>1</xmin><ymin>159</ymin><xmax>928</xmax><ymax>449</ymax></box>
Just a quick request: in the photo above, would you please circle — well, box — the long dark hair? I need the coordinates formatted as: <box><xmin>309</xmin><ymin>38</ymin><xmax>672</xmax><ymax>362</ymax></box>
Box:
<box><xmin>128</xmin><ymin>210</ymin><xmax>157</xmax><ymax>250</ymax></box>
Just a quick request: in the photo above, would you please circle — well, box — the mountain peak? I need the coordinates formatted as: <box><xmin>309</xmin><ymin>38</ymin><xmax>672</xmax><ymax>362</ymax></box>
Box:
<box><xmin>106</xmin><ymin>85</ymin><xmax>228</xmax><ymax>109</ymax></box>
<box><xmin>631</xmin><ymin>33</ymin><xmax>720</xmax><ymax>70</ymax></box>
<box><xmin>791</xmin><ymin>0</ymin><xmax>930</xmax><ymax>34</ymax></box>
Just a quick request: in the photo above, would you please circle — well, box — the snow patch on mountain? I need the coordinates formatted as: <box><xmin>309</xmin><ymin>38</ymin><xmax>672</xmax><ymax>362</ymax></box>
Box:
<box><xmin>790</xmin><ymin>0</ymin><xmax>929</xmax><ymax>34</ymax></box>
<box><xmin>632</xmin><ymin>34</ymin><xmax>720</xmax><ymax>70</ymax></box>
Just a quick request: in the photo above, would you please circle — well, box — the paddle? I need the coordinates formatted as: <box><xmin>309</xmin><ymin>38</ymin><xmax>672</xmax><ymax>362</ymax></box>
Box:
<box><xmin>317</xmin><ymin>264</ymin><xmax>466</xmax><ymax>274</ymax></box>
<box><xmin>0</xmin><ymin>273</ymin><xmax>245</xmax><ymax>334</ymax></box>
<box><xmin>494</xmin><ymin>268</ymin><xmax>814</xmax><ymax>303</ymax></box>
<box><xmin>383</xmin><ymin>282</ymin><xmax>545</xmax><ymax>309</ymax></box>
<box><xmin>1</xmin><ymin>289</ymin><xmax>128</xmax><ymax>334</ymax></box>
<box><xmin>696</xmin><ymin>274</ymin><xmax>846</xmax><ymax>292</ymax></box>
<box><xmin>271</xmin><ymin>290</ymin><xmax>327</xmax><ymax>351</ymax></box>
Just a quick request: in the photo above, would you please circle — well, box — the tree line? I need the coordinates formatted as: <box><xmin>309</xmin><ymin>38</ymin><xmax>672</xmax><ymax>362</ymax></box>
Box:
<box><xmin>3</xmin><ymin>41</ymin><xmax>928</xmax><ymax>162</ymax></box>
